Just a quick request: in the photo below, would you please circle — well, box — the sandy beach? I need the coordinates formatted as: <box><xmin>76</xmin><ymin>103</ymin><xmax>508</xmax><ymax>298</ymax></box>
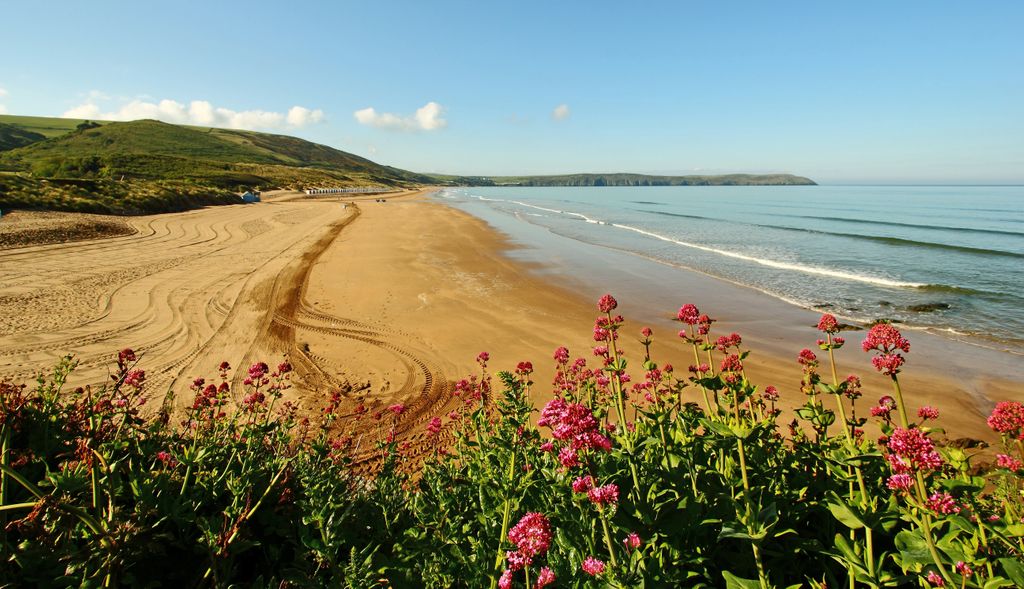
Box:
<box><xmin>0</xmin><ymin>190</ymin><xmax>1017</xmax><ymax>447</ymax></box>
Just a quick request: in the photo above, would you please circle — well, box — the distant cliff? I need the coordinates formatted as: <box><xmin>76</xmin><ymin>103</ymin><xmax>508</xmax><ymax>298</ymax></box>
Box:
<box><xmin>431</xmin><ymin>173</ymin><xmax>816</xmax><ymax>187</ymax></box>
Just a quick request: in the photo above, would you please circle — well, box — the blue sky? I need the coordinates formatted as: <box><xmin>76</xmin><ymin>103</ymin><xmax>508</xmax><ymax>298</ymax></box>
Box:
<box><xmin>1</xmin><ymin>1</ymin><xmax>1021</xmax><ymax>183</ymax></box>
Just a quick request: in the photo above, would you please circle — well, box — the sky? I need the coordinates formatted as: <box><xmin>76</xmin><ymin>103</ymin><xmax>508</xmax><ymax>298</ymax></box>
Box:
<box><xmin>1</xmin><ymin>1</ymin><xmax>1022</xmax><ymax>184</ymax></box>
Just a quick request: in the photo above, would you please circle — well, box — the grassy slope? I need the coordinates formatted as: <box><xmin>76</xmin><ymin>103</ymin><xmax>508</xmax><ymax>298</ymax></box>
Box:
<box><xmin>0</xmin><ymin>123</ymin><xmax>47</xmax><ymax>151</ymax></box>
<box><xmin>0</xmin><ymin>114</ymin><xmax>98</xmax><ymax>139</ymax></box>
<box><xmin>0</xmin><ymin>117</ymin><xmax>428</xmax><ymax>214</ymax></box>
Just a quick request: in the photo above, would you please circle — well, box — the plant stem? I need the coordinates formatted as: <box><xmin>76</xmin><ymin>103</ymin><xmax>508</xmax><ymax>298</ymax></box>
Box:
<box><xmin>826</xmin><ymin>339</ymin><xmax>875</xmax><ymax>579</ymax></box>
<box><xmin>735</xmin><ymin>438</ymin><xmax>767</xmax><ymax>589</ymax></box>
<box><xmin>890</xmin><ymin>376</ymin><xmax>910</xmax><ymax>430</ymax></box>
<box><xmin>489</xmin><ymin>449</ymin><xmax>518</xmax><ymax>589</ymax></box>
<box><xmin>690</xmin><ymin>341</ymin><xmax>714</xmax><ymax>418</ymax></box>
<box><xmin>599</xmin><ymin>510</ymin><xmax>620</xmax><ymax>569</ymax></box>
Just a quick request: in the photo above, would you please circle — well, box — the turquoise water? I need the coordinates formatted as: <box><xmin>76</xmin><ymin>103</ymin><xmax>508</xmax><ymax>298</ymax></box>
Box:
<box><xmin>437</xmin><ymin>186</ymin><xmax>1024</xmax><ymax>354</ymax></box>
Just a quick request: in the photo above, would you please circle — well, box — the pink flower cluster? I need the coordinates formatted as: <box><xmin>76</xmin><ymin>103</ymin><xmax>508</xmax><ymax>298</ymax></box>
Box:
<box><xmin>987</xmin><ymin>401</ymin><xmax>1024</xmax><ymax>440</ymax></box>
<box><xmin>719</xmin><ymin>354</ymin><xmax>743</xmax><ymax>374</ymax></box>
<box><xmin>587</xmin><ymin>483</ymin><xmax>619</xmax><ymax>507</ymax></box>
<box><xmin>155</xmin><ymin>450</ymin><xmax>178</xmax><ymax>468</ymax></box>
<box><xmin>996</xmin><ymin>454</ymin><xmax>1022</xmax><ymax>471</ymax></box>
<box><xmin>797</xmin><ymin>348</ymin><xmax>818</xmax><ymax>368</ymax></box>
<box><xmin>426</xmin><ymin>416</ymin><xmax>442</xmax><ymax>435</ymax></box>
<box><xmin>870</xmin><ymin>396</ymin><xmax>897</xmax><ymax>420</ymax></box>
<box><xmin>715</xmin><ymin>333</ymin><xmax>742</xmax><ymax>353</ymax></box>
<box><xmin>581</xmin><ymin>556</ymin><xmax>605</xmax><ymax>576</ymax></box>
<box><xmin>597</xmin><ymin>293</ymin><xmax>618</xmax><ymax>313</ymax></box>
<box><xmin>676</xmin><ymin>304</ymin><xmax>700</xmax><ymax>325</ymax></box>
<box><xmin>571</xmin><ymin>475</ymin><xmax>593</xmax><ymax>494</ymax></box>
<box><xmin>593</xmin><ymin>315</ymin><xmax>622</xmax><ymax>344</ymax></box>
<box><xmin>505</xmin><ymin>512</ymin><xmax>552</xmax><ymax>573</ymax></box>
<box><xmin>862</xmin><ymin>323</ymin><xmax>911</xmax><ymax>376</ymax></box>
<box><xmin>538</xmin><ymin>398</ymin><xmax>611</xmax><ymax>468</ymax></box>
<box><xmin>886</xmin><ymin>473</ymin><xmax>914</xmax><ymax>491</ymax></box>
<box><xmin>123</xmin><ymin>369</ymin><xmax>146</xmax><ymax>390</ymax></box>
<box><xmin>817</xmin><ymin>313</ymin><xmax>839</xmax><ymax>334</ymax></box>
<box><xmin>925</xmin><ymin>492</ymin><xmax>960</xmax><ymax>515</ymax></box>
<box><xmin>245</xmin><ymin>362</ymin><xmax>269</xmax><ymax>386</ymax></box>
<box><xmin>886</xmin><ymin>427</ymin><xmax>943</xmax><ymax>474</ymax></box>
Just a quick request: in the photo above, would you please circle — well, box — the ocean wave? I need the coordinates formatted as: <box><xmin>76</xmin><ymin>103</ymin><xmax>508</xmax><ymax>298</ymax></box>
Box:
<box><xmin>641</xmin><ymin>210</ymin><xmax>1024</xmax><ymax>259</ymax></box>
<box><xmin>467</xmin><ymin>193</ymin><xmax>1001</xmax><ymax>292</ymax></box>
<box><xmin>770</xmin><ymin>213</ymin><xmax>1024</xmax><ymax>238</ymax></box>
<box><xmin>608</xmin><ymin>223</ymin><xmax>928</xmax><ymax>288</ymax></box>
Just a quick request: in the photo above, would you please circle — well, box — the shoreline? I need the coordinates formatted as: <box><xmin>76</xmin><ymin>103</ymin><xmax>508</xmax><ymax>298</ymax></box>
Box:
<box><xmin>305</xmin><ymin>191</ymin><xmax>1016</xmax><ymax>445</ymax></box>
<box><xmin>0</xmin><ymin>189</ymin><xmax>1016</xmax><ymax>447</ymax></box>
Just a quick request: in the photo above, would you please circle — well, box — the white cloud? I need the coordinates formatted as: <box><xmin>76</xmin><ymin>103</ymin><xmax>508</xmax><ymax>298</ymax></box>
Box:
<box><xmin>286</xmin><ymin>106</ymin><xmax>325</xmax><ymax>127</ymax></box>
<box><xmin>0</xmin><ymin>87</ymin><xmax>8</xmax><ymax>98</ymax></box>
<box><xmin>353</xmin><ymin>101</ymin><xmax>447</xmax><ymax>132</ymax></box>
<box><xmin>59</xmin><ymin>97</ymin><xmax>326</xmax><ymax>130</ymax></box>
<box><xmin>552</xmin><ymin>103</ymin><xmax>571</xmax><ymax>121</ymax></box>
<box><xmin>0</xmin><ymin>104</ymin><xmax>7</xmax><ymax>115</ymax></box>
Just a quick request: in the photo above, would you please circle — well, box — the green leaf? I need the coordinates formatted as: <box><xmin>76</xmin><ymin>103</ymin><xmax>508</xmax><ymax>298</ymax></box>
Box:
<box><xmin>722</xmin><ymin>570</ymin><xmax>761</xmax><ymax>589</ymax></box>
<box><xmin>826</xmin><ymin>493</ymin><xmax>866</xmax><ymax>530</ymax></box>
<box><xmin>894</xmin><ymin>530</ymin><xmax>932</xmax><ymax>568</ymax></box>
<box><xmin>999</xmin><ymin>558</ymin><xmax>1024</xmax><ymax>586</ymax></box>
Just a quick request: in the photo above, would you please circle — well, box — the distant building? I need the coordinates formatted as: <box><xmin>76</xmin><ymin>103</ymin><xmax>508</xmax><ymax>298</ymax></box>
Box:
<box><xmin>241</xmin><ymin>191</ymin><xmax>261</xmax><ymax>203</ymax></box>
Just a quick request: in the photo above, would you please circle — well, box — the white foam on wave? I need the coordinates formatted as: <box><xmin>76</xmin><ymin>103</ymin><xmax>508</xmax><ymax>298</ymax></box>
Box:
<box><xmin>465</xmin><ymin>194</ymin><xmax>924</xmax><ymax>289</ymax></box>
<box><xmin>610</xmin><ymin>223</ymin><xmax>926</xmax><ymax>288</ymax></box>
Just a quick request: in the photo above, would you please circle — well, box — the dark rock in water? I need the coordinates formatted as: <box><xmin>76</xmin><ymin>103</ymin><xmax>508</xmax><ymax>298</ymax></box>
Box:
<box><xmin>907</xmin><ymin>302</ymin><xmax>951</xmax><ymax>313</ymax></box>
<box><xmin>868</xmin><ymin>318</ymin><xmax>903</xmax><ymax>326</ymax></box>
<box><xmin>816</xmin><ymin>302</ymin><xmax>834</xmax><ymax>308</ymax></box>
<box><xmin>944</xmin><ymin>437</ymin><xmax>988</xmax><ymax>450</ymax></box>
<box><xmin>837</xmin><ymin>323</ymin><xmax>862</xmax><ymax>332</ymax></box>
<box><xmin>878</xmin><ymin>300</ymin><xmax>893</xmax><ymax>307</ymax></box>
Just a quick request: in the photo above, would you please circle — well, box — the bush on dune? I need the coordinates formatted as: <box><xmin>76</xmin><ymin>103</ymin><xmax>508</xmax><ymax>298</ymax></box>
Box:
<box><xmin>1</xmin><ymin>297</ymin><xmax>1022</xmax><ymax>588</ymax></box>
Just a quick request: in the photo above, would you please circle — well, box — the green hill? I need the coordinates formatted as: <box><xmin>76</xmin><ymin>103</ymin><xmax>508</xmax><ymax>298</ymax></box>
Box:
<box><xmin>0</xmin><ymin>114</ymin><xmax>100</xmax><ymax>140</ymax></box>
<box><xmin>0</xmin><ymin>116</ymin><xmax>429</xmax><ymax>214</ymax></box>
<box><xmin>0</xmin><ymin>114</ymin><xmax>817</xmax><ymax>215</ymax></box>
<box><xmin>429</xmin><ymin>172</ymin><xmax>816</xmax><ymax>186</ymax></box>
<box><xmin>0</xmin><ymin>123</ymin><xmax>47</xmax><ymax>151</ymax></box>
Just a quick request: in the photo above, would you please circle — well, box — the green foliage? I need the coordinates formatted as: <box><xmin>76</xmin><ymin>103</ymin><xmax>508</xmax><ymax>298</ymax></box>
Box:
<box><xmin>1</xmin><ymin>302</ymin><xmax>1021</xmax><ymax>588</ymax></box>
<box><xmin>0</xmin><ymin>115</ymin><xmax>433</xmax><ymax>214</ymax></box>
<box><xmin>0</xmin><ymin>123</ymin><xmax>47</xmax><ymax>152</ymax></box>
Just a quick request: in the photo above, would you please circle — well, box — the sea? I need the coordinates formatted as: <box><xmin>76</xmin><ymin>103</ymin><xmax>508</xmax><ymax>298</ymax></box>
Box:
<box><xmin>436</xmin><ymin>185</ymin><xmax>1024</xmax><ymax>356</ymax></box>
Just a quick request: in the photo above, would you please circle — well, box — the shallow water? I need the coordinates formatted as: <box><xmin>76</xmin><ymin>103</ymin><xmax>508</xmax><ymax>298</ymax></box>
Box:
<box><xmin>437</xmin><ymin>185</ymin><xmax>1024</xmax><ymax>355</ymax></box>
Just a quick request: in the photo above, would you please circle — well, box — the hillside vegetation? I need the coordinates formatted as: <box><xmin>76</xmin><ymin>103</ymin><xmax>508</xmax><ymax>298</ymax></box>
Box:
<box><xmin>0</xmin><ymin>116</ymin><xmax>428</xmax><ymax>214</ymax></box>
<box><xmin>0</xmin><ymin>114</ymin><xmax>817</xmax><ymax>215</ymax></box>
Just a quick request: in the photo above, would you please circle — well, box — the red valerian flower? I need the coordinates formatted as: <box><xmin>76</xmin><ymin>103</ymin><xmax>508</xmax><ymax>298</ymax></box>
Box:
<box><xmin>587</xmin><ymin>483</ymin><xmax>619</xmax><ymax>507</ymax></box>
<box><xmin>817</xmin><ymin>313</ymin><xmax>839</xmax><ymax>334</ymax></box>
<box><xmin>862</xmin><ymin>323</ymin><xmax>910</xmax><ymax>375</ymax></box>
<box><xmin>886</xmin><ymin>427</ymin><xmax>943</xmax><ymax>473</ymax></box>
<box><xmin>597</xmin><ymin>293</ymin><xmax>618</xmax><ymax>313</ymax></box>
<box><xmin>582</xmin><ymin>556</ymin><xmax>605</xmax><ymax>576</ymax></box>
<box><xmin>507</xmin><ymin>512</ymin><xmax>552</xmax><ymax>558</ymax></box>
<box><xmin>987</xmin><ymin>401</ymin><xmax>1024</xmax><ymax>440</ymax></box>
<box><xmin>676</xmin><ymin>304</ymin><xmax>700</xmax><ymax>325</ymax></box>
